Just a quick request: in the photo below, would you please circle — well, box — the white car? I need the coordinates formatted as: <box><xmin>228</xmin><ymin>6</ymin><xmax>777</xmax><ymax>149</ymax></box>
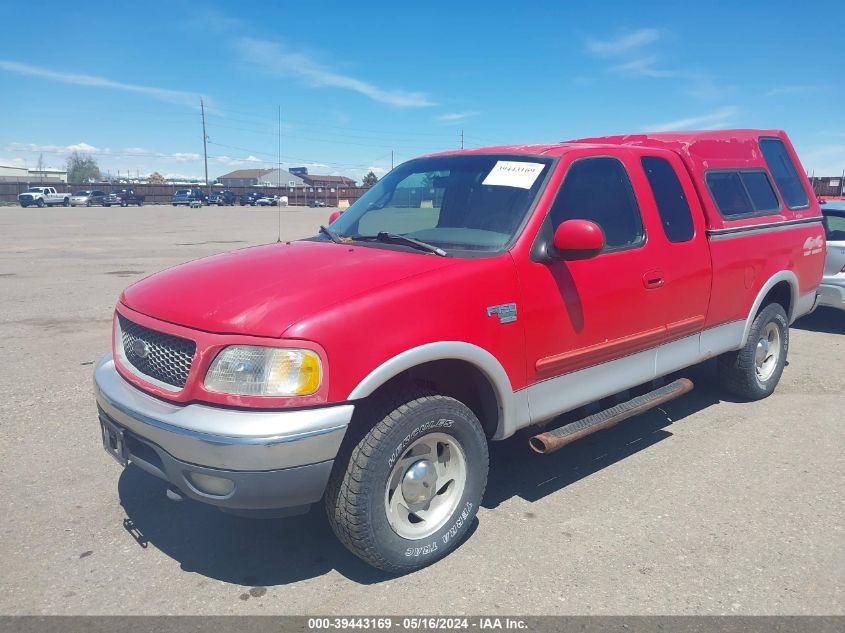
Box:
<box><xmin>819</xmin><ymin>203</ymin><xmax>845</xmax><ymax>311</ymax></box>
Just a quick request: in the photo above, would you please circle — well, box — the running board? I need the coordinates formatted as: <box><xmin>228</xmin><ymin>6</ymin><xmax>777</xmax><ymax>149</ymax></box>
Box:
<box><xmin>528</xmin><ymin>378</ymin><xmax>694</xmax><ymax>454</ymax></box>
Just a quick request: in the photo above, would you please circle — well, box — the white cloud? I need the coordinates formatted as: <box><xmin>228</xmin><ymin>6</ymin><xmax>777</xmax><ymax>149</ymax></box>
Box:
<box><xmin>0</xmin><ymin>157</ymin><xmax>27</xmax><ymax>168</ymax></box>
<box><xmin>611</xmin><ymin>56</ymin><xmax>674</xmax><ymax>78</ymax></box>
<box><xmin>765</xmin><ymin>85</ymin><xmax>817</xmax><ymax>97</ymax></box>
<box><xmin>643</xmin><ymin>106</ymin><xmax>739</xmax><ymax>131</ymax></box>
<box><xmin>0</xmin><ymin>60</ymin><xmax>205</xmax><ymax>108</ymax></box>
<box><xmin>235</xmin><ymin>37</ymin><xmax>435</xmax><ymax>108</ymax></box>
<box><xmin>436</xmin><ymin>111</ymin><xmax>481</xmax><ymax>123</ymax></box>
<box><xmin>213</xmin><ymin>154</ymin><xmax>264</xmax><ymax>166</ymax></box>
<box><xmin>585</xmin><ymin>28</ymin><xmax>660</xmax><ymax>57</ymax></box>
<box><xmin>797</xmin><ymin>143</ymin><xmax>845</xmax><ymax>176</ymax></box>
<box><xmin>367</xmin><ymin>166</ymin><xmax>388</xmax><ymax>175</ymax></box>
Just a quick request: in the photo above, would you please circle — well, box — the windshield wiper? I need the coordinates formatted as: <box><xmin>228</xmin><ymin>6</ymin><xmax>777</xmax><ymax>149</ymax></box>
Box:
<box><xmin>318</xmin><ymin>225</ymin><xmax>343</xmax><ymax>244</ymax></box>
<box><xmin>354</xmin><ymin>232</ymin><xmax>447</xmax><ymax>256</ymax></box>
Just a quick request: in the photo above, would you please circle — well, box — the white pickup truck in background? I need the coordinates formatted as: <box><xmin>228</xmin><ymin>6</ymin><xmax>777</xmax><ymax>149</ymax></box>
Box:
<box><xmin>18</xmin><ymin>187</ymin><xmax>70</xmax><ymax>208</ymax></box>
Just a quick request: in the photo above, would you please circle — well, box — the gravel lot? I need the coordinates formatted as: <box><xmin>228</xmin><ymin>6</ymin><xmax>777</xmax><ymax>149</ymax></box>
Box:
<box><xmin>0</xmin><ymin>204</ymin><xmax>842</xmax><ymax>615</ymax></box>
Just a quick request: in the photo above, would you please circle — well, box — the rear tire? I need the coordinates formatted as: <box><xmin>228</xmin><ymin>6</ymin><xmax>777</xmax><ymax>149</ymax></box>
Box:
<box><xmin>718</xmin><ymin>302</ymin><xmax>789</xmax><ymax>400</ymax></box>
<box><xmin>326</xmin><ymin>389</ymin><xmax>488</xmax><ymax>573</ymax></box>
<box><xmin>63</xmin><ymin>198</ymin><xmax>70</xmax><ymax>207</ymax></box>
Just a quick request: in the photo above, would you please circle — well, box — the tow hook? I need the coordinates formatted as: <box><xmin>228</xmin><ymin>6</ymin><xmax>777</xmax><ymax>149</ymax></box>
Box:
<box><xmin>166</xmin><ymin>486</ymin><xmax>185</xmax><ymax>502</ymax></box>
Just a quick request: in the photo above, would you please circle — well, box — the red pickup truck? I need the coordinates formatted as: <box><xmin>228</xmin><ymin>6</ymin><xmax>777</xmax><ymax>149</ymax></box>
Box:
<box><xmin>94</xmin><ymin>129</ymin><xmax>824</xmax><ymax>572</ymax></box>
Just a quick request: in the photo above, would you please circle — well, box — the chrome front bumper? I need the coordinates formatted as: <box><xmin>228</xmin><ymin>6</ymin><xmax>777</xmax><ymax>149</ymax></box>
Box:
<box><xmin>93</xmin><ymin>354</ymin><xmax>353</xmax><ymax>511</ymax></box>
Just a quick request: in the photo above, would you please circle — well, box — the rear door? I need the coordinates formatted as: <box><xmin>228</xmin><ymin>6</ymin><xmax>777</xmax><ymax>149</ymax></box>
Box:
<box><xmin>632</xmin><ymin>149</ymin><xmax>712</xmax><ymax>357</ymax></box>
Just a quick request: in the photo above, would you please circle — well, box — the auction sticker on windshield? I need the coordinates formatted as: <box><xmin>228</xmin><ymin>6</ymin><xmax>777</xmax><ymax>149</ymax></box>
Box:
<box><xmin>482</xmin><ymin>160</ymin><xmax>545</xmax><ymax>189</ymax></box>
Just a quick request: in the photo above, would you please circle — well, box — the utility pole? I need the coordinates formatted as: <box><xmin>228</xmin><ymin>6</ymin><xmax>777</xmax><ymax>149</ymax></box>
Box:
<box><xmin>200</xmin><ymin>98</ymin><xmax>209</xmax><ymax>195</ymax></box>
<box><xmin>460</xmin><ymin>129</ymin><xmax>464</xmax><ymax>150</ymax></box>
<box><xmin>277</xmin><ymin>104</ymin><xmax>282</xmax><ymax>242</ymax></box>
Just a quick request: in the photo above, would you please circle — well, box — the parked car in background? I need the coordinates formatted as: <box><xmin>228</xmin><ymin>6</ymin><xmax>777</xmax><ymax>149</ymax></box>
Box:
<box><xmin>70</xmin><ymin>190</ymin><xmax>107</xmax><ymax>207</ymax></box>
<box><xmin>256</xmin><ymin>195</ymin><xmax>279</xmax><ymax>206</ymax></box>
<box><xmin>309</xmin><ymin>200</ymin><xmax>327</xmax><ymax>207</ymax></box>
<box><xmin>18</xmin><ymin>186</ymin><xmax>70</xmax><ymax>208</ymax></box>
<box><xmin>207</xmin><ymin>190</ymin><xmax>235</xmax><ymax>206</ymax></box>
<box><xmin>819</xmin><ymin>202</ymin><xmax>845</xmax><ymax>310</ymax></box>
<box><xmin>239</xmin><ymin>191</ymin><xmax>264</xmax><ymax>206</ymax></box>
<box><xmin>94</xmin><ymin>129</ymin><xmax>823</xmax><ymax>573</ymax></box>
<box><xmin>103</xmin><ymin>189</ymin><xmax>144</xmax><ymax>207</ymax></box>
<box><xmin>171</xmin><ymin>188</ymin><xmax>205</xmax><ymax>207</ymax></box>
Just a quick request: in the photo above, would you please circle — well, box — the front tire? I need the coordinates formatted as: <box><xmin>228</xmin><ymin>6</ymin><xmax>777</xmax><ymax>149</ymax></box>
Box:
<box><xmin>36</xmin><ymin>199</ymin><xmax>45</xmax><ymax>208</ymax></box>
<box><xmin>718</xmin><ymin>302</ymin><xmax>789</xmax><ymax>400</ymax></box>
<box><xmin>326</xmin><ymin>390</ymin><xmax>488</xmax><ymax>573</ymax></box>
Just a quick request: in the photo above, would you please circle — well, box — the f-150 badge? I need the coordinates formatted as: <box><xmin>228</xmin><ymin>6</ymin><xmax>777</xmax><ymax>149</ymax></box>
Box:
<box><xmin>487</xmin><ymin>303</ymin><xmax>517</xmax><ymax>324</ymax></box>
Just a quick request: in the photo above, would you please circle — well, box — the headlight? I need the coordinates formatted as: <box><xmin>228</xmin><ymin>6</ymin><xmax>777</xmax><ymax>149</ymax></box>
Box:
<box><xmin>204</xmin><ymin>346</ymin><xmax>322</xmax><ymax>396</ymax></box>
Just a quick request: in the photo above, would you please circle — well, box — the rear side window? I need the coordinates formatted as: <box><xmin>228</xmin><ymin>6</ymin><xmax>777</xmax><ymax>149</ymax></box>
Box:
<box><xmin>550</xmin><ymin>157</ymin><xmax>644</xmax><ymax>250</ymax></box>
<box><xmin>705</xmin><ymin>170</ymin><xmax>780</xmax><ymax>217</ymax></box>
<box><xmin>641</xmin><ymin>156</ymin><xmax>694</xmax><ymax>242</ymax></box>
<box><xmin>759</xmin><ymin>137</ymin><xmax>809</xmax><ymax>209</ymax></box>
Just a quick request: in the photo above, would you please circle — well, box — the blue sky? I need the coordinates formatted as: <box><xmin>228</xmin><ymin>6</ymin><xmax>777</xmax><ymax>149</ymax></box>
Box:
<box><xmin>1</xmin><ymin>0</ymin><xmax>843</xmax><ymax>183</ymax></box>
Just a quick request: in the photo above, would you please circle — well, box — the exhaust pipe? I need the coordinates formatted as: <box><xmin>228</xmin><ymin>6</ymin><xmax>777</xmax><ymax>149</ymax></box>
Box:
<box><xmin>529</xmin><ymin>378</ymin><xmax>694</xmax><ymax>455</ymax></box>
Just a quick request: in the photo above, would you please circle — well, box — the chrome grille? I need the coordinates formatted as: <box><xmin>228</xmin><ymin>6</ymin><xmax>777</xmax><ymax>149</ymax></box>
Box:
<box><xmin>117</xmin><ymin>314</ymin><xmax>196</xmax><ymax>389</ymax></box>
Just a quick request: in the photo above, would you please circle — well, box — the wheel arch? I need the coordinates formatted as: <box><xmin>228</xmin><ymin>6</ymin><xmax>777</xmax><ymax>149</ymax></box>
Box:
<box><xmin>741</xmin><ymin>271</ymin><xmax>798</xmax><ymax>347</ymax></box>
<box><xmin>347</xmin><ymin>342</ymin><xmax>517</xmax><ymax>439</ymax></box>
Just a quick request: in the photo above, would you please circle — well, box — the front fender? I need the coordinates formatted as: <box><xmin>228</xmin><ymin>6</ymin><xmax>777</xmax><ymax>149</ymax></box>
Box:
<box><xmin>347</xmin><ymin>341</ymin><xmax>526</xmax><ymax>440</ymax></box>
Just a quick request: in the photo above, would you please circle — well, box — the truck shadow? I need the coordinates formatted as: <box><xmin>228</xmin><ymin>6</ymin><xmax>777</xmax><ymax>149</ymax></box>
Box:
<box><xmin>117</xmin><ymin>360</ymin><xmax>723</xmax><ymax>586</ymax></box>
<box><xmin>483</xmin><ymin>360</ymin><xmax>724</xmax><ymax>509</ymax></box>
<box><xmin>117</xmin><ymin>467</ymin><xmax>409</xmax><ymax>586</ymax></box>
<box><xmin>792</xmin><ymin>307</ymin><xmax>844</xmax><ymax>334</ymax></box>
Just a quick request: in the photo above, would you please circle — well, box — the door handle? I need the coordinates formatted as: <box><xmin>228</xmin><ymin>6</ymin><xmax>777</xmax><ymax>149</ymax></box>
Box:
<box><xmin>642</xmin><ymin>271</ymin><xmax>665</xmax><ymax>289</ymax></box>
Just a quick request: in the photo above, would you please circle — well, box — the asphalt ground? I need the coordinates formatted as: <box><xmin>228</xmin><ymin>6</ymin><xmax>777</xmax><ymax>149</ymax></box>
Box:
<box><xmin>0</xmin><ymin>204</ymin><xmax>842</xmax><ymax>615</ymax></box>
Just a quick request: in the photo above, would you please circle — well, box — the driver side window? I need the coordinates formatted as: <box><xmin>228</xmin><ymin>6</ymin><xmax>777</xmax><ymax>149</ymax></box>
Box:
<box><xmin>549</xmin><ymin>157</ymin><xmax>645</xmax><ymax>251</ymax></box>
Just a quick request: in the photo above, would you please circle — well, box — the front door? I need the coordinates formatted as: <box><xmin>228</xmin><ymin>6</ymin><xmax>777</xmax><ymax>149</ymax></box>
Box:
<box><xmin>517</xmin><ymin>150</ymin><xmax>669</xmax><ymax>422</ymax></box>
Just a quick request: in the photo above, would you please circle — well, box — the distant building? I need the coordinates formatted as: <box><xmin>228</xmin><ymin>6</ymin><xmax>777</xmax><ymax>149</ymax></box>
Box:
<box><xmin>28</xmin><ymin>168</ymin><xmax>68</xmax><ymax>183</ymax></box>
<box><xmin>302</xmin><ymin>174</ymin><xmax>357</xmax><ymax>189</ymax></box>
<box><xmin>0</xmin><ymin>164</ymin><xmax>29</xmax><ymax>182</ymax></box>
<box><xmin>217</xmin><ymin>168</ymin><xmax>274</xmax><ymax>187</ymax></box>
<box><xmin>256</xmin><ymin>169</ymin><xmax>307</xmax><ymax>188</ymax></box>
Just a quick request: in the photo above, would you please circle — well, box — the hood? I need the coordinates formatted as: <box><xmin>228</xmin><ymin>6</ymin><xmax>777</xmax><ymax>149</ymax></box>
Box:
<box><xmin>121</xmin><ymin>240</ymin><xmax>458</xmax><ymax>337</ymax></box>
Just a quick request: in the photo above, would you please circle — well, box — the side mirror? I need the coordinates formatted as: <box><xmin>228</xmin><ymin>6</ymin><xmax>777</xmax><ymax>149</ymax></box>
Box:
<box><xmin>552</xmin><ymin>219</ymin><xmax>605</xmax><ymax>260</ymax></box>
<box><xmin>328</xmin><ymin>210</ymin><xmax>343</xmax><ymax>224</ymax></box>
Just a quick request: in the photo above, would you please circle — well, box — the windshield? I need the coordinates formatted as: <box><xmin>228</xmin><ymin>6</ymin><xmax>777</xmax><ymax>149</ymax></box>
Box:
<box><xmin>26</xmin><ymin>187</ymin><xmax>43</xmax><ymax>192</ymax></box>
<box><xmin>74</xmin><ymin>191</ymin><xmax>91</xmax><ymax>196</ymax></box>
<box><xmin>328</xmin><ymin>154</ymin><xmax>553</xmax><ymax>255</ymax></box>
<box><xmin>175</xmin><ymin>189</ymin><xmax>189</xmax><ymax>195</ymax></box>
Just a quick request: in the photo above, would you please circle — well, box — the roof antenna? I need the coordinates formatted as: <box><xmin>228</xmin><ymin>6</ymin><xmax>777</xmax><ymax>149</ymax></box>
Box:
<box><xmin>277</xmin><ymin>104</ymin><xmax>282</xmax><ymax>243</ymax></box>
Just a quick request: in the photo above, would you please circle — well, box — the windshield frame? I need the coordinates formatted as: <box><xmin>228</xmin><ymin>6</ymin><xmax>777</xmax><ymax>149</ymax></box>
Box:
<box><xmin>322</xmin><ymin>152</ymin><xmax>557</xmax><ymax>259</ymax></box>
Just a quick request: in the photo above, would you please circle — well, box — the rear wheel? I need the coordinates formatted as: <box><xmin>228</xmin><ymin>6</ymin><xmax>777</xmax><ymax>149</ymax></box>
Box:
<box><xmin>137</xmin><ymin>200</ymin><xmax>143</xmax><ymax>207</ymax></box>
<box><xmin>63</xmin><ymin>198</ymin><xmax>70</xmax><ymax>207</ymax></box>
<box><xmin>86</xmin><ymin>200</ymin><xmax>92</xmax><ymax>207</ymax></box>
<box><xmin>326</xmin><ymin>389</ymin><xmax>488</xmax><ymax>573</ymax></box>
<box><xmin>718</xmin><ymin>302</ymin><xmax>789</xmax><ymax>400</ymax></box>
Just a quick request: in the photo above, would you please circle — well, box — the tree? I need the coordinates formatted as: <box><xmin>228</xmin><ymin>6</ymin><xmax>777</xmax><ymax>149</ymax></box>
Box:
<box><xmin>362</xmin><ymin>171</ymin><xmax>379</xmax><ymax>187</ymax></box>
<box><xmin>147</xmin><ymin>171</ymin><xmax>167</xmax><ymax>184</ymax></box>
<box><xmin>66</xmin><ymin>152</ymin><xmax>101</xmax><ymax>183</ymax></box>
